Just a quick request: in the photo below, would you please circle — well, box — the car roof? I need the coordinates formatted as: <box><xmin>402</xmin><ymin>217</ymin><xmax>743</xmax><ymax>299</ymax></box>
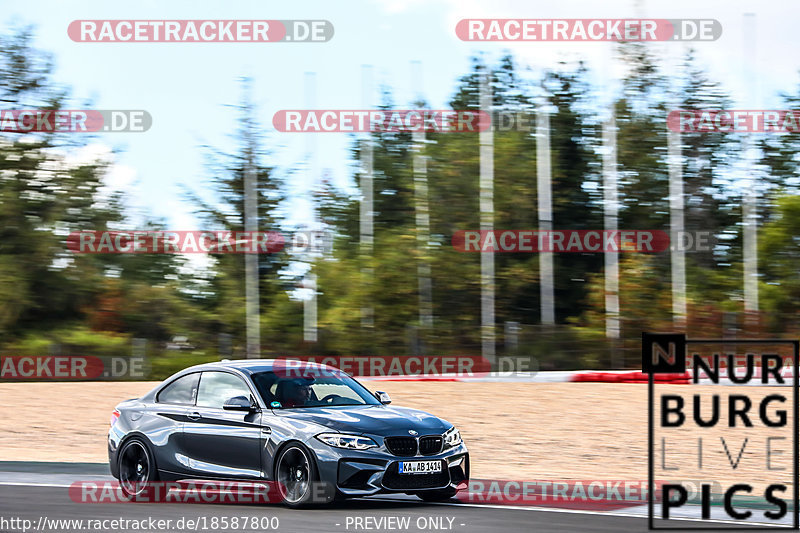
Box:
<box><xmin>182</xmin><ymin>358</ymin><xmax>338</xmax><ymax>376</ymax></box>
<box><xmin>138</xmin><ymin>359</ymin><xmax>349</xmax><ymax>404</ymax></box>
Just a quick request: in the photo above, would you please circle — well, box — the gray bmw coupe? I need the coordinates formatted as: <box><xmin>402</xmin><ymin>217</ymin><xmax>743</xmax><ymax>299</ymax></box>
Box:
<box><xmin>108</xmin><ymin>359</ymin><xmax>469</xmax><ymax>506</ymax></box>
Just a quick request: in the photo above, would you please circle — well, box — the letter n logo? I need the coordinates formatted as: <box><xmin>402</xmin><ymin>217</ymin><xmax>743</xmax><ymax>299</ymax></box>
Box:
<box><xmin>642</xmin><ymin>333</ymin><xmax>686</xmax><ymax>374</ymax></box>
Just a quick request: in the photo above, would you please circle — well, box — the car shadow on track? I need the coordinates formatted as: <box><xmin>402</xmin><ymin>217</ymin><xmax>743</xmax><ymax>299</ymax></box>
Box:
<box><xmin>321</xmin><ymin>498</ymin><xmax>449</xmax><ymax>511</ymax></box>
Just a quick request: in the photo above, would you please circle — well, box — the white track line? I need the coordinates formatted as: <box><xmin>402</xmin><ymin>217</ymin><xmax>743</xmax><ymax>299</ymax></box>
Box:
<box><xmin>342</xmin><ymin>496</ymin><xmax>792</xmax><ymax>526</ymax></box>
<box><xmin>0</xmin><ymin>481</ymin><xmax>72</xmax><ymax>488</ymax></box>
<box><xmin>0</xmin><ymin>481</ymin><xmax>789</xmax><ymax>527</ymax></box>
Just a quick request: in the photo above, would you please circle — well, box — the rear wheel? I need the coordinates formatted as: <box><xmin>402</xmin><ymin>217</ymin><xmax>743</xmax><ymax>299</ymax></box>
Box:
<box><xmin>275</xmin><ymin>444</ymin><xmax>319</xmax><ymax>507</ymax></box>
<box><xmin>416</xmin><ymin>488</ymin><xmax>458</xmax><ymax>502</ymax></box>
<box><xmin>118</xmin><ymin>439</ymin><xmax>158</xmax><ymax>499</ymax></box>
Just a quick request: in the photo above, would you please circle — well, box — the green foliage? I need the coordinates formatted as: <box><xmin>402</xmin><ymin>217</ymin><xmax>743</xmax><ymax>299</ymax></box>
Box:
<box><xmin>6</xmin><ymin>325</ymin><xmax>129</xmax><ymax>356</ymax></box>
<box><xmin>758</xmin><ymin>193</ymin><xmax>800</xmax><ymax>334</ymax></box>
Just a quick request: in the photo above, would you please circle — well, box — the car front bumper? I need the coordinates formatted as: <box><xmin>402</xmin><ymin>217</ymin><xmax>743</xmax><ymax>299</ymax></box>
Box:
<box><xmin>307</xmin><ymin>439</ymin><xmax>470</xmax><ymax>496</ymax></box>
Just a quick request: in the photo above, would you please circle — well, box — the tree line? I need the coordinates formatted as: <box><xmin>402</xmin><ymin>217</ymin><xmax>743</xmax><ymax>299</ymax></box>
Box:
<box><xmin>2</xmin><ymin>29</ymin><xmax>800</xmax><ymax>372</ymax></box>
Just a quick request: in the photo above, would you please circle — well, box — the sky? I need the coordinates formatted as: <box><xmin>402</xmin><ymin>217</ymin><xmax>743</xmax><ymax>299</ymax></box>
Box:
<box><xmin>3</xmin><ymin>0</ymin><xmax>799</xmax><ymax>233</ymax></box>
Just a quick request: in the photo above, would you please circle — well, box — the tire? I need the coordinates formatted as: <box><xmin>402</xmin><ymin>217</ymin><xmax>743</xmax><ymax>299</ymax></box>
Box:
<box><xmin>274</xmin><ymin>443</ymin><xmax>320</xmax><ymax>508</ymax></box>
<box><xmin>416</xmin><ymin>488</ymin><xmax>458</xmax><ymax>502</ymax></box>
<box><xmin>117</xmin><ymin>438</ymin><xmax>158</xmax><ymax>500</ymax></box>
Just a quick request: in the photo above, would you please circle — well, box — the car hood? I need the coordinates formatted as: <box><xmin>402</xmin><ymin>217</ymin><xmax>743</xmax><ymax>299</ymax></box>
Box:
<box><xmin>273</xmin><ymin>404</ymin><xmax>451</xmax><ymax>436</ymax></box>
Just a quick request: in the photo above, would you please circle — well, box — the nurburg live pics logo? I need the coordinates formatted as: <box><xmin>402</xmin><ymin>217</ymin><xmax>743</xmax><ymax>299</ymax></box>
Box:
<box><xmin>643</xmin><ymin>332</ymin><xmax>800</xmax><ymax>529</ymax></box>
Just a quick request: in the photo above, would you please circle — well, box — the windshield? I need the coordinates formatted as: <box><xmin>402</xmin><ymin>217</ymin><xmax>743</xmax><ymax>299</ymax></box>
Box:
<box><xmin>251</xmin><ymin>370</ymin><xmax>381</xmax><ymax>409</ymax></box>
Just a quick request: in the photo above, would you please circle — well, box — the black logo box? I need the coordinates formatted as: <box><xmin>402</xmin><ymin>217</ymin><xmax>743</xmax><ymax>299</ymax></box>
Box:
<box><xmin>643</xmin><ymin>333</ymin><xmax>800</xmax><ymax>530</ymax></box>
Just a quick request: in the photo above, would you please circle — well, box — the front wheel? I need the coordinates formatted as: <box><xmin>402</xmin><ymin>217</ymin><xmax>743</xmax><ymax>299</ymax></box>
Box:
<box><xmin>416</xmin><ymin>488</ymin><xmax>458</xmax><ymax>502</ymax></box>
<box><xmin>275</xmin><ymin>444</ymin><xmax>319</xmax><ymax>507</ymax></box>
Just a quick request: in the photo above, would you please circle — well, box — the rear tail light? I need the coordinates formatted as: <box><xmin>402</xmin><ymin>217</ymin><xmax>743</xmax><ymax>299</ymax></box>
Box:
<box><xmin>110</xmin><ymin>409</ymin><xmax>120</xmax><ymax>427</ymax></box>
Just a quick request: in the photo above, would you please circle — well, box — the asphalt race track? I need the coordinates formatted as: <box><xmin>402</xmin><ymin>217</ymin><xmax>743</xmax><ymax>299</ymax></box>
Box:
<box><xmin>0</xmin><ymin>463</ymin><xmax>762</xmax><ymax>532</ymax></box>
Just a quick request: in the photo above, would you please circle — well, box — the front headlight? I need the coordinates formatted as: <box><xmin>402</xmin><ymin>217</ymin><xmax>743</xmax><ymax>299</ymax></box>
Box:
<box><xmin>443</xmin><ymin>426</ymin><xmax>462</xmax><ymax>449</ymax></box>
<box><xmin>316</xmin><ymin>433</ymin><xmax>377</xmax><ymax>450</ymax></box>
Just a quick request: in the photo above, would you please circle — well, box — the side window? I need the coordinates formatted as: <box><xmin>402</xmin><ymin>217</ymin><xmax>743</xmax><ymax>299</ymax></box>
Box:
<box><xmin>196</xmin><ymin>371</ymin><xmax>252</xmax><ymax>409</ymax></box>
<box><xmin>157</xmin><ymin>373</ymin><xmax>200</xmax><ymax>405</ymax></box>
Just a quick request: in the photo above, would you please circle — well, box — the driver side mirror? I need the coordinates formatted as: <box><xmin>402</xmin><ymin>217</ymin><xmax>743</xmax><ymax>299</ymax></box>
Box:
<box><xmin>375</xmin><ymin>391</ymin><xmax>391</xmax><ymax>404</ymax></box>
<box><xmin>223</xmin><ymin>395</ymin><xmax>257</xmax><ymax>412</ymax></box>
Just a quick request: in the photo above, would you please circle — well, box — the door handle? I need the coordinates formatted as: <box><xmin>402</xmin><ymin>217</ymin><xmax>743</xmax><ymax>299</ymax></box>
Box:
<box><xmin>187</xmin><ymin>412</ymin><xmax>202</xmax><ymax>420</ymax></box>
<box><xmin>261</xmin><ymin>427</ymin><xmax>271</xmax><ymax>434</ymax></box>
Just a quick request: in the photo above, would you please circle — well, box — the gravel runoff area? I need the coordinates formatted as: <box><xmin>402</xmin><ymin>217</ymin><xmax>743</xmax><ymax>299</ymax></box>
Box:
<box><xmin>0</xmin><ymin>381</ymin><xmax>793</xmax><ymax>493</ymax></box>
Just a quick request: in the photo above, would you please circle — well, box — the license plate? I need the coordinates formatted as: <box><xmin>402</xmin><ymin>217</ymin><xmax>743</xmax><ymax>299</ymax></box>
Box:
<box><xmin>398</xmin><ymin>460</ymin><xmax>442</xmax><ymax>474</ymax></box>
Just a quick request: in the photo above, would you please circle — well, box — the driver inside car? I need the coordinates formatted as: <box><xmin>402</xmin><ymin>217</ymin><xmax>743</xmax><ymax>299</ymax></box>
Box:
<box><xmin>282</xmin><ymin>379</ymin><xmax>313</xmax><ymax>408</ymax></box>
